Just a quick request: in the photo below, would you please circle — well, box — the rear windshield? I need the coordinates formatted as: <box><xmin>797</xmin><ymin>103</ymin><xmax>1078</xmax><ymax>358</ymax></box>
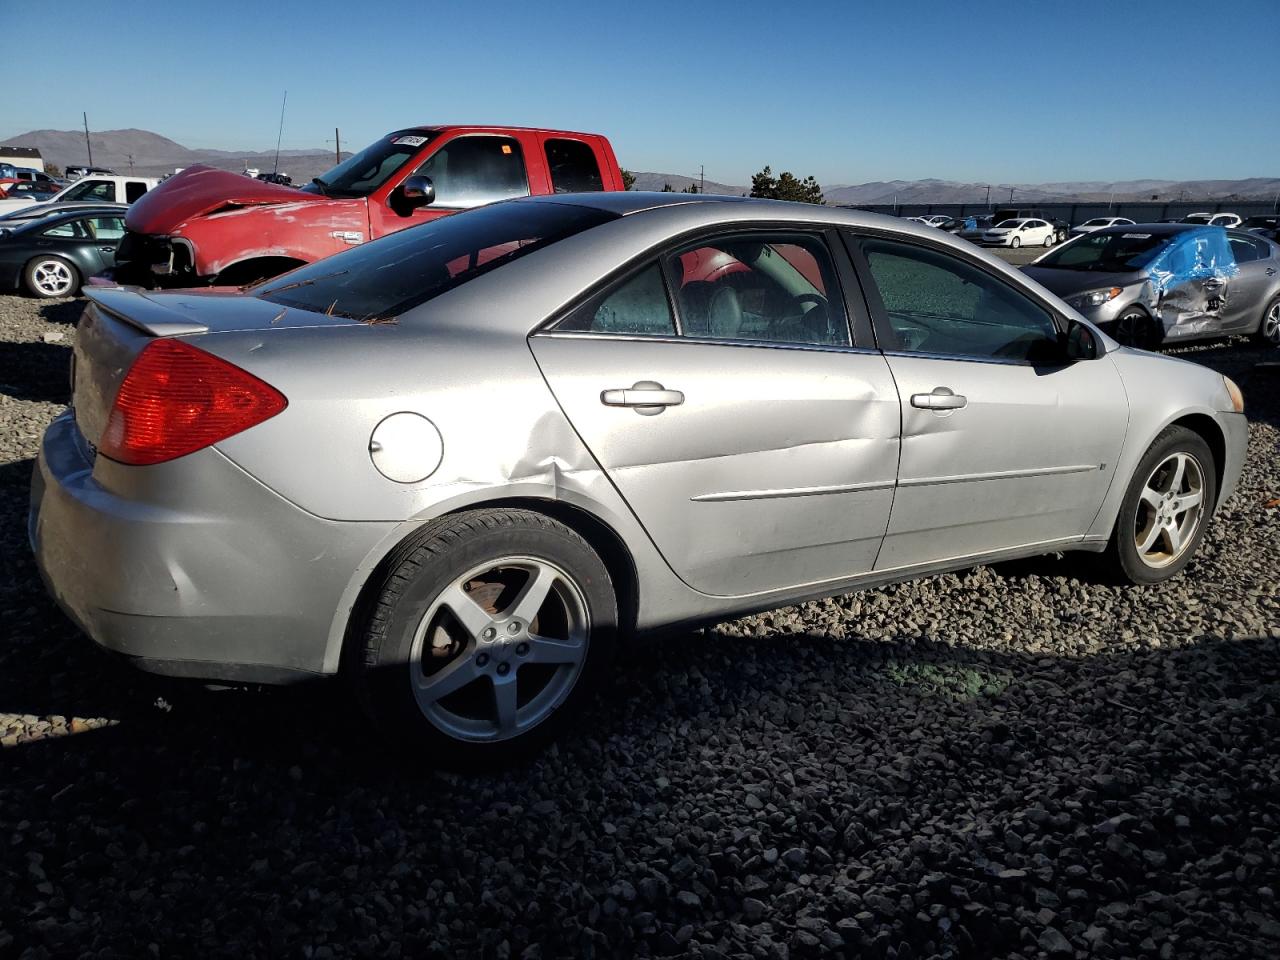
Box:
<box><xmin>1036</xmin><ymin>230</ymin><xmax>1170</xmax><ymax>272</ymax></box>
<box><xmin>255</xmin><ymin>201</ymin><xmax>617</xmax><ymax>320</ymax></box>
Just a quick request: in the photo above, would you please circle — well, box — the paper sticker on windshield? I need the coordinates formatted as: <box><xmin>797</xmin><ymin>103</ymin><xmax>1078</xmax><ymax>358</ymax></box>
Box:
<box><xmin>392</xmin><ymin>135</ymin><xmax>428</xmax><ymax>147</ymax></box>
<box><xmin>1122</xmin><ymin>233</ymin><xmax>1152</xmax><ymax>239</ymax></box>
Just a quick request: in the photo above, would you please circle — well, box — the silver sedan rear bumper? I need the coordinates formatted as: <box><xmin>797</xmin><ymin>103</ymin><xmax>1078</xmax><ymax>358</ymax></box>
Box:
<box><xmin>29</xmin><ymin>411</ymin><xmax>395</xmax><ymax>684</ymax></box>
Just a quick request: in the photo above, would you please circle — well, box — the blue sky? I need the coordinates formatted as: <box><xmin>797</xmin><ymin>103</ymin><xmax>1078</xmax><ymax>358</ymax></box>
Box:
<box><xmin>3</xmin><ymin>0</ymin><xmax>1277</xmax><ymax>186</ymax></box>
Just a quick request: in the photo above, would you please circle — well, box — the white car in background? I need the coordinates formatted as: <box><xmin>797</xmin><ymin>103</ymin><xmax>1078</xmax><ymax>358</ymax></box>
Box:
<box><xmin>0</xmin><ymin>175</ymin><xmax>157</xmax><ymax>215</ymax></box>
<box><xmin>982</xmin><ymin>218</ymin><xmax>1056</xmax><ymax>248</ymax></box>
<box><xmin>1071</xmin><ymin>217</ymin><xmax>1135</xmax><ymax>236</ymax></box>
<box><xmin>1182</xmin><ymin>212</ymin><xmax>1242</xmax><ymax>228</ymax></box>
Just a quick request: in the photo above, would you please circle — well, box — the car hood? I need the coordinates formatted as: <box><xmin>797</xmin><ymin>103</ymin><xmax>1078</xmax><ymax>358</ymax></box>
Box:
<box><xmin>1022</xmin><ymin>266</ymin><xmax>1145</xmax><ymax>297</ymax></box>
<box><xmin>125</xmin><ymin>164</ymin><xmax>328</xmax><ymax>234</ymax></box>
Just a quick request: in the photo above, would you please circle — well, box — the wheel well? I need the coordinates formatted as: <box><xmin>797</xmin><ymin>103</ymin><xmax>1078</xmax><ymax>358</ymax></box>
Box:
<box><xmin>214</xmin><ymin>257</ymin><xmax>307</xmax><ymax>287</ymax></box>
<box><xmin>481</xmin><ymin>498</ymin><xmax>640</xmax><ymax>637</ymax></box>
<box><xmin>339</xmin><ymin>498</ymin><xmax>641</xmax><ymax>674</ymax></box>
<box><xmin>1171</xmin><ymin>413</ymin><xmax>1226</xmax><ymax>504</ymax></box>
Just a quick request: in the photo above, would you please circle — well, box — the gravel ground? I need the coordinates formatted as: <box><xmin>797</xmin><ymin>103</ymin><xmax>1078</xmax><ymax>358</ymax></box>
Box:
<box><xmin>0</xmin><ymin>292</ymin><xmax>1277</xmax><ymax>959</ymax></box>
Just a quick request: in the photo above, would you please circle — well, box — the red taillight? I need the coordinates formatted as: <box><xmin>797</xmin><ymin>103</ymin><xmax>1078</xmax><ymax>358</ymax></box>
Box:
<box><xmin>99</xmin><ymin>339</ymin><xmax>287</xmax><ymax>465</ymax></box>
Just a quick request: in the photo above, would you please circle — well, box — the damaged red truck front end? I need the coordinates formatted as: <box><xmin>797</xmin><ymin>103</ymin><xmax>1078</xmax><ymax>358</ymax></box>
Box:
<box><xmin>112</xmin><ymin>125</ymin><xmax>625</xmax><ymax>288</ymax></box>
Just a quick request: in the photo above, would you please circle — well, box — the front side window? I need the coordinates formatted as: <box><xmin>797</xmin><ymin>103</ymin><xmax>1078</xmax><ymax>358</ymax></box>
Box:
<box><xmin>860</xmin><ymin>237</ymin><xmax>1059</xmax><ymax>362</ymax></box>
<box><xmin>415</xmin><ymin>135</ymin><xmax>529</xmax><ymax>208</ymax></box>
<box><xmin>665</xmin><ymin>233</ymin><xmax>850</xmax><ymax>346</ymax></box>
<box><xmin>125</xmin><ymin>181</ymin><xmax>148</xmax><ymax>203</ymax></box>
<box><xmin>545</xmin><ymin>139</ymin><xmax>604</xmax><ymax>194</ymax></box>
<box><xmin>306</xmin><ymin>132</ymin><xmax>433</xmax><ymax>198</ymax></box>
<box><xmin>63</xmin><ymin>179</ymin><xmax>115</xmax><ymax>203</ymax></box>
<box><xmin>257</xmin><ymin>201</ymin><xmax>615</xmax><ymax>320</ymax></box>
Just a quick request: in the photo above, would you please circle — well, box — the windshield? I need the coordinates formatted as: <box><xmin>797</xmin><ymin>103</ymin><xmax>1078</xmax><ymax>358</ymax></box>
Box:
<box><xmin>1181</xmin><ymin>214</ymin><xmax>1211</xmax><ymax>225</ymax></box>
<box><xmin>994</xmin><ymin>220</ymin><xmax>1020</xmax><ymax>229</ymax></box>
<box><xmin>1082</xmin><ymin>219</ymin><xmax>1107</xmax><ymax>226</ymax></box>
<box><xmin>1036</xmin><ymin>230</ymin><xmax>1170</xmax><ymax>272</ymax></box>
<box><xmin>256</xmin><ymin>200</ymin><xmax>617</xmax><ymax>320</ymax></box>
<box><xmin>303</xmin><ymin>131</ymin><xmax>434</xmax><ymax>199</ymax></box>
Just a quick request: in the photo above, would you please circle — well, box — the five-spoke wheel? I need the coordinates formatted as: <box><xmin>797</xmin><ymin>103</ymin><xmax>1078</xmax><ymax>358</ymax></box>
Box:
<box><xmin>355</xmin><ymin>509</ymin><xmax>616</xmax><ymax>766</ymax></box>
<box><xmin>1105</xmin><ymin>425</ymin><xmax>1216</xmax><ymax>584</ymax></box>
<box><xmin>24</xmin><ymin>257</ymin><xmax>79</xmax><ymax>299</ymax></box>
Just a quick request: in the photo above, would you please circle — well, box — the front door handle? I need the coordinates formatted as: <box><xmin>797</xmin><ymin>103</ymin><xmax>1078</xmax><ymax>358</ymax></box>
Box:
<box><xmin>601</xmin><ymin>380</ymin><xmax>685</xmax><ymax>416</ymax></box>
<box><xmin>1267</xmin><ymin>267</ymin><xmax>1277</xmax><ymax>276</ymax></box>
<box><xmin>911</xmin><ymin>386</ymin><xmax>968</xmax><ymax>410</ymax></box>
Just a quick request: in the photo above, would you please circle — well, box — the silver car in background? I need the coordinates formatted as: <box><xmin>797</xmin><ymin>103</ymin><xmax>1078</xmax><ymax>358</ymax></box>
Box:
<box><xmin>31</xmin><ymin>194</ymin><xmax>1248</xmax><ymax>764</ymax></box>
<box><xmin>1024</xmin><ymin>223</ymin><xmax>1280</xmax><ymax>348</ymax></box>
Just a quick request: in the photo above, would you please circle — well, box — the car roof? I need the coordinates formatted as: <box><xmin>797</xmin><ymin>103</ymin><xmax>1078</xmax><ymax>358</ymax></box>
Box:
<box><xmin>1093</xmin><ymin>222</ymin><xmax>1204</xmax><ymax>236</ymax></box>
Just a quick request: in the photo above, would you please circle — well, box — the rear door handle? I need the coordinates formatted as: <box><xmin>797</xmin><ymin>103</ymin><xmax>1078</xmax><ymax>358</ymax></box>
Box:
<box><xmin>911</xmin><ymin>387</ymin><xmax>968</xmax><ymax>410</ymax></box>
<box><xmin>601</xmin><ymin>380</ymin><xmax>684</xmax><ymax>415</ymax></box>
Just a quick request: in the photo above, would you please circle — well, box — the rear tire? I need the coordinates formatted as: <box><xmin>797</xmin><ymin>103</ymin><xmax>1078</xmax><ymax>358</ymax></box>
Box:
<box><xmin>1255</xmin><ymin>295</ymin><xmax>1280</xmax><ymax>347</ymax></box>
<box><xmin>24</xmin><ymin>256</ymin><xmax>80</xmax><ymax>299</ymax></box>
<box><xmin>1100</xmin><ymin>426</ymin><xmax>1216</xmax><ymax>585</ymax></box>
<box><xmin>353</xmin><ymin>509</ymin><xmax>617</xmax><ymax>768</ymax></box>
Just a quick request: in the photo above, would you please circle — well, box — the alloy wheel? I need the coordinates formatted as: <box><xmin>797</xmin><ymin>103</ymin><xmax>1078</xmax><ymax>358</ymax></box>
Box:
<box><xmin>1133</xmin><ymin>452</ymin><xmax>1205</xmax><ymax>569</ymax></box>
<box><xmin>32</xmin><ymin>260</ymin><xmax>74</xmax><ymax>297</ymax></box>
<box><xmin>408</xmin><ymin>557</ymin><xmax>590</xmax><ymax>743</ymax></box>
<box><xmin>1262</xmin><ymin>301</ymin><xmax>1280</xmax><ymax>345</ymax></box>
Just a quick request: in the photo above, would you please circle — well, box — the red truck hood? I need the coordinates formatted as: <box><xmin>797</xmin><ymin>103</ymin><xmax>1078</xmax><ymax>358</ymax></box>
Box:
<box><xmin>125</xmin><ymin>164</ymin><xmax>327</xmax><ymax>234</ymax></box>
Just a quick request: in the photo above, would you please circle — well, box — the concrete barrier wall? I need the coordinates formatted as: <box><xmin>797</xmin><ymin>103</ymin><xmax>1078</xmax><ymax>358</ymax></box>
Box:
<box><xmin>844</xmin><ymin>201</ymin><xmax>1279</xmax><ymax>224</ymax></box>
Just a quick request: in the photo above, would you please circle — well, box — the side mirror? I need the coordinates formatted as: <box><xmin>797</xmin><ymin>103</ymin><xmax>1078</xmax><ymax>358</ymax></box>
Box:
<box><xmin>400</xmin><ymin>175</ymin><xmax>435</xmax><ymax>207</ymax></box>
<box><xmin>1063</xmin><ymin>319</ymin><xmax>1099</xmax><ymax>361</ymax></box>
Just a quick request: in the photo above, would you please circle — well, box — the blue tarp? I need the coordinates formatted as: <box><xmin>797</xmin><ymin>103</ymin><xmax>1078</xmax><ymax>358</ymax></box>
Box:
<box><xmin>1143</xmin><ymin>226</ymin><xmax>1238</xmax><ymax>295</ymax></box>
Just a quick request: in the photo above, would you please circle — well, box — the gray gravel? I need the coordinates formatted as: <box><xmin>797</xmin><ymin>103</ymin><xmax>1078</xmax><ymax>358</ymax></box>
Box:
<box><xmin>1</xmin><ymin>292</ymin><xmax>1278</xmax><ymax>959</ymax></box>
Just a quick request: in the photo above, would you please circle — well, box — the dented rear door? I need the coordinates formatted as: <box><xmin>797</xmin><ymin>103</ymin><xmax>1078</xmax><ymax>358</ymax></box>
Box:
<box><xmin>531</xmin><ymin>335</ymin><xmax>900</xmax><ymax>598</ymax></box>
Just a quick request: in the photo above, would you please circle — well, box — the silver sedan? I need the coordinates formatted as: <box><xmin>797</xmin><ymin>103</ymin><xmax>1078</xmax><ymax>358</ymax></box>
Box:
<box><xmin>31</xmin><ymin>193</ymin><xmax>1249</xmax><ymax>763</ymax></box>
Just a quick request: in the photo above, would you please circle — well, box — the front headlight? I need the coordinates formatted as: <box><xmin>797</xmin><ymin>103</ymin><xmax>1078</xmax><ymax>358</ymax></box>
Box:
<box><xmin>1223</xmin><ymin>376</ymin><xmax>1244</xmax><ymax>413</ymax></box>
<box><xmin>1067</xmin><ymin>286</ymin><xmax>1123</xmax><ymax>308</ymax></box>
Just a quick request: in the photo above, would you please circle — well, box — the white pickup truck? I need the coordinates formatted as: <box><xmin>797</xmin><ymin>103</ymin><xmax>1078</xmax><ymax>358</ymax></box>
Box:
<box><xmin>0</xmin><ymin>174</ymin><xmax>158</xmax><ymax>216</ymax></box>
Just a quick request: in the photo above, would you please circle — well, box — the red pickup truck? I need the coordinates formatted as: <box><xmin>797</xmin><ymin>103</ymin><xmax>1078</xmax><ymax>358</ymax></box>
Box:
<box><xmin>112</xmin><ymin>125</ymin><xmax>625</xmax><ymax>287</ymax></box>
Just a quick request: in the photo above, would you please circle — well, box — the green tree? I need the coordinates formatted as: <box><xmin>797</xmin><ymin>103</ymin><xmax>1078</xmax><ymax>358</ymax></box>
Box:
<box><xmin>661</xmin><ymin>182</ymin><xmax>675</xmax><ymax>192</ymax></box>
<box><xmin>749</xmin><ymin>165</ymin><xmax>824</xmax><ymax>204</ymax></box>
<box><xmin>621</xmin><ymin>168</ymin><xmax>636</xmax><ymax>191</ymax></box>
<box><xmin>44</xmin><ymin>163</ymin><xmax>63</xmax><ymax>178</ymax></box>
<box><xmin>680</xmin><ymin>183</ymin><xmax>699</xmax><ymax>194</ymax></box>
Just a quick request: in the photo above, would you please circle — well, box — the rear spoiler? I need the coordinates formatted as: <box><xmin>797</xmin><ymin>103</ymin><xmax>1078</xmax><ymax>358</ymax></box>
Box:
<box><xmin>83</xmin><ymin>286</ymin><xmax>209</xmax><ymax>337</ymax></box>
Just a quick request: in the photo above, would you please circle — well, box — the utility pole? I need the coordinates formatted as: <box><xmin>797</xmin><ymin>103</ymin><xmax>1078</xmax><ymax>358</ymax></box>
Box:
<box><xmin>272</xmin><ymin>90</ymin><xmax>288</xmax><ymax>176</ymax></box>
<box><xmin>127</xmin><ymin>153</ymin><xmax>134</xmax><ymax>172</ymax></box>
<box><xmin>984</xmin><ymin>184</ymin><xmax>991</xmax><ymax>208</ymax></box>
<box><xmin>700</xmin><ymin>164</ymin><xmax>704</xmax><ymax>195</ymax></box>
<box><xmin>1008</xmin><ymin>186</ymin><xmax>1015</xmax><ymax>203</ymax></box>
<box><xmin>83</xmin><ymin>112</ymin><xmax>93</xmax><ymax>166</ymax></box>
<box><xmin>334</xmin><ymin>127</ymin><xmax>340</xmax><ymax>166</ymax></box>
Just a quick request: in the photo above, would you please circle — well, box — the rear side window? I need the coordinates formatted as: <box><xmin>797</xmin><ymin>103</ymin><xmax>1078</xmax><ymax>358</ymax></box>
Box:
<box><xmin>43</xmin><ymin>219</ymin><xmax>90</xmax><ymax>239</ymax></box>
<box><xmin>256</xmin><ymin>201</ymin><xmax>616</xmax><ymax>320</ymax></box>
<box><xmin>559</xmin><ymin>264</ymin><xmax>675</xmax><ymax>335</ymax></box>
<box><xmin>1228</xmin><ymin>234</ymin><xmax>1268</xmax><ymax>263</ymax></box>
<box><xmin>64</xmin><ymin>180</ymin><xmax>115</xmax><ymax>202</ymax></box>
<box><xmin>125</xmin><ymin>181</ymin><xmax>148</xmax><ymax>202</ymax></box>
<box><xmin>415</xmin><ymin>135</ymin><xmax>529</xmax><ymax>208</ymax></box>
<box><xmin>545</xmin><ymin>139</ymin><xmax>604</xmax><ymax>194</ymax></box>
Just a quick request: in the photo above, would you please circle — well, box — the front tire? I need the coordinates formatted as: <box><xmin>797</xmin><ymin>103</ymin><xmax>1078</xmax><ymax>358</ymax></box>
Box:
<box><xmin>1113</xmin><ymin>308</ymin><xmax>1161</xmax><ymax>349</ymax></box>
<box><xmin>1101</xmin><ymin>426</ymin><xmax>1216</xmax><ymax>585</ymax></box>
<box><xmin>1010</xmin><ymin>236</ymin><xmax>1021</xmax><ymax>249</ymax></box>
<box><xmin>1255</xmin><ymin>295</ymin><xmax>1280</xmax><ymax>347</ymax></box>
<box><xmin>24</xmin><ymin>256</ymin><xmax>80</xmax><ymax>299</ymax></box>
<box><xmin>354</xmin><ymin>509</ymin><xmax>617</xmax><ymax>767</ymax></box>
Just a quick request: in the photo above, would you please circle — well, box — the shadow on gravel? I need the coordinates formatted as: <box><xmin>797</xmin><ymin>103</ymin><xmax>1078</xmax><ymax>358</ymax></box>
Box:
<box><xmin>1163</xmin><ymin>338</ymin><xmax>1280</xmax><ymax>430</ymax></box>
<box><xmin>0</xmin><ymin>339</ymin><xmax>72</xmax><ymax>404</ymax></box>
<box><xmin>37</xmin><ymin>298</ymin><xmax>85</xmax><ymax>326</ymax></box>
<box><xmin>2</xmin><ymin>617</ymin><xmax>1278</xmax><ymax>957</ymax></box>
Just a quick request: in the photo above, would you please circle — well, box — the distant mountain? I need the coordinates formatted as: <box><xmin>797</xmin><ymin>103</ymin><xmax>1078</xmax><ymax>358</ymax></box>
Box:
<box><xmin>2</xmin><ymin>128</ymin><xmax>347</xmax><ymax>183</ymax></box>
<box><xmin>628</xmin><ymin>171</ymin><xmax>747</xmax><ymax>195</ymax></box>
<box><xmin>4</xmin><ymin>128</ymin><xmax>1274</xmax><ymax>202</ymax></box>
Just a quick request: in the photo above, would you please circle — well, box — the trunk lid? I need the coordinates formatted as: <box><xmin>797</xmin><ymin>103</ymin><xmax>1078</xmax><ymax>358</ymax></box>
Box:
<box><xmin>124</xmin><ymin>165</ymin><xmax>327</xmax><ymax>234</ymax></box>
<box><xmin>72</xmin><ymin>286</ymin><xmax>360</xmax><ymax>447</ymax></box>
